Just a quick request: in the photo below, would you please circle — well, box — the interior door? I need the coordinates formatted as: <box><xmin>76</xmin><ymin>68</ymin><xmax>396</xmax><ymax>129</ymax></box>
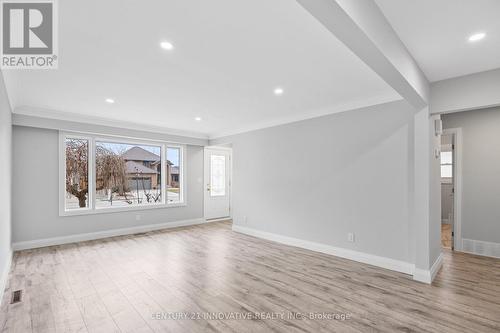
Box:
<box><xmin>204</xmin><ymin>148</ymin><xmax>231</xmax><ymax>220</ymax></box>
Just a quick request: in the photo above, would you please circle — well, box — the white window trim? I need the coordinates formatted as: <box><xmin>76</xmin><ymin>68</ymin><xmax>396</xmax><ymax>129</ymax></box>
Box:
<box><xmin>59</xmin><ymin>131</ymin><xmax>186</xmax><ymax>216</ymax></box>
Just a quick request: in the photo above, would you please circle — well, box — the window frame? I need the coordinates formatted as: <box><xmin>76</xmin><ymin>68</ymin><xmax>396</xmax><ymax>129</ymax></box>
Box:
<box><xmin>440</xmin><ymin>150</ymin><xmax>453</xmax><ymax>183</ymax></box>
<box><xmin>59</xmin><ymin>133</ymin><xmax>94</xmax><ymax>215</ymax></box>
<box><xmin>59</xmin><ymin>131</ymin><xmax>186</xmax><ymax>216</ymax></box>
<box><xmin>165</xmin><ymin>145</ymin><xmax>185</xmax><ymax>205</ymax></box>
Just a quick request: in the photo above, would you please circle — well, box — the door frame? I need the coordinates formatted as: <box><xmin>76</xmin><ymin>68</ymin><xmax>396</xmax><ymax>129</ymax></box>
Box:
<box><xmin>203</xmin><ymin>146</ymin><xmax>232</xmax><ymax>221</ymax></box>
<box><xmin>442</xmin><ymin>128</ymin><xmax>463</xmax><ymax>251</ymax></box>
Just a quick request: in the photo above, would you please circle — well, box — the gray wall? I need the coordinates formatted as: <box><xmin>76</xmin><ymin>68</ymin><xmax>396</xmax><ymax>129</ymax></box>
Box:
<box><xmin>431</xmin><ymin>68</ymin><xmax>500</xmax><ymax>114</ymax></box>
<box><xmin>0</xmin><ymin>73</ymin><xmax>12</xmax><ymax>291</ymax></box>
<box><xmin>443</xmin><ymin>107</ymin><xmax>500</xmax><ymax>243</ymax></box>
<box><xmin>12</xmin><ymin>126</ymin><xmax>204</xmax><ymax>243</ymax></box>
<box><xmin>214</xmin><ymin>100</ymin><xmax>416</xmax><ymax>263</ymax></box>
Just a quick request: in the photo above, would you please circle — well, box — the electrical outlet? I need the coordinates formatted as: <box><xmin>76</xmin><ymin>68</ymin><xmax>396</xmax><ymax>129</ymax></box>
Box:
<box><xmin>135</xmin><ymin>214</ymin><xmax>141</xmax><ymax>221</ymax></box>
<box><xmin>347</xmin><ymin>232</ymin><xmax>355</xmax><ymax>242</ymax></box>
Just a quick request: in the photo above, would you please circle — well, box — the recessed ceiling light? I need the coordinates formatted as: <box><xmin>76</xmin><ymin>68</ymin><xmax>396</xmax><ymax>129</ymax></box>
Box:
<box><xmin>105</xmin><ymin>98</ymin><xmax>115</xmax><ymax>104</ymax></box>
<box><xmin>160</xmin><ymin>41</ymin><xmax>174</xmax><ymax>50</ymax></box>
<box><xmin>274</xmin><ymin>87</ymin><xmax>284</xmax><ymax>96</ymax></box>
<box><xmin>195</xmin><ymin>117</ymin><xmax>202</xmax><ymax>121</ymax></box>
<box><xmin>468</xmin><ymin>32</ymin><xmax>486</xmax><ymax>42</ymax></box>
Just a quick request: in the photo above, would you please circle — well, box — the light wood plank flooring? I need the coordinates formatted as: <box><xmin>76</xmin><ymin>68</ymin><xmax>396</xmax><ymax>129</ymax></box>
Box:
<box><xmin>1</xmin><ymin>221</ymin><xmax>500</xmax><ymax>332</ymax></box>
<box><xmin>441</xmin><ymin>224</ymin><xmax>452</xmax><ymax>249</ymax></box>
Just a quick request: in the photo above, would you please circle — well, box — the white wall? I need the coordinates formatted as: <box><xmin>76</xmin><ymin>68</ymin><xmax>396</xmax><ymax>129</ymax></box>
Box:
<box><xmin>442</xmin><ymin>107</ymin><xmax>500</xmax><ymax>244</ymax></box>
<box><xmin>0</xmin><ymin>73</ymin><xmax>12</xmax><ymax>297</ymax></box>
<box><xmin>213</xmin><ymin>100</ymin><xmax>415</xmax><ymax>263</ymax></box>
<box><xmin>12</xmin><ymin>125</ymin><xmax>204</xmax><ymax>244</ymax></box>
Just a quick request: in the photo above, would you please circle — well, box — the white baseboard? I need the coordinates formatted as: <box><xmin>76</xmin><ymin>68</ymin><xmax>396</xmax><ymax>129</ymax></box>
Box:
<box><xmin>0</xmin><ymin>249</ymin><xmax>13</xmax><ymax>304</ymax></box>
<box><xmin>12</xmin><ymin>218</ymin><xmax>206</xmax><ymax>251</ymax></box>
<box><xmin>232</xmin><ymin>225</ymin><xmax>415</xmax><ymax>275</ymax></box>
<box><xmin>462</xmin><ymin>238</ymin><xmax>500</xmax><ymax>259</ymax></box>
<box><xmin>205</xmin><ymin>217</ymin><xmax>232</xmax><ymax>223</ymax></box>
<box><xmin>413</xmin><ymin>252</ymin><xmax>444</xmax><ymax>284</ymax></box>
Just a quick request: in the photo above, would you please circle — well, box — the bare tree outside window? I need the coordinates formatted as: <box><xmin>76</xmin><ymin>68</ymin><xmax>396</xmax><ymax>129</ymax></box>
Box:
<box><xmin>65</xmin><ymin>138</ymin><xmax>89</xmax><ymax>209</ymax></box>
<box><xmin>95</xmin><ymin>144</ymin><xmax>129</xmax><ymax>205</ymax></box>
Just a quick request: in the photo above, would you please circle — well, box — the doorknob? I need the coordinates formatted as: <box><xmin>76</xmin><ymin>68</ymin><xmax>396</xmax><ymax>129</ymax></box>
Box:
<box><xmin>206</xmin><ymin>184</ymin><xmax>211</xmax><ymax>192</ymax></box>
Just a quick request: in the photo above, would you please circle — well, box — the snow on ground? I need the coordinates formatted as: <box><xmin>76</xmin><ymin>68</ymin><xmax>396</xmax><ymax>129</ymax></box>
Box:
<box><xmin>65</xmin><ymin>189</ymin><xmax>180</xmax><ymax>210</ymax></box>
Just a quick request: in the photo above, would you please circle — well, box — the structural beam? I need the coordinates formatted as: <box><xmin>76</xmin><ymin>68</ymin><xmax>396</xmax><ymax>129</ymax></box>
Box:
<box><xmin>296</xmin><ymin>0</ymin><xmax>429</xmax><ymax>109</ymax></box>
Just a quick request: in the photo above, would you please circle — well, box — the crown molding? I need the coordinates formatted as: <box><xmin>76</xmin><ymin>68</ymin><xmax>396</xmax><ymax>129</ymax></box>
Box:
<box><xmin>13</xmin><ymin>94</ymin><xmax>404</xmax><ymax>144</ymax></box>
<box><xmin>13</xmin><ymin>106</ymin><xmax>209</xmax><ymax>140</ymax></box>
<box><xmin>208</xmin><ymin>93</ymin><xmax>403</xmax><ymax>140</ymax></box>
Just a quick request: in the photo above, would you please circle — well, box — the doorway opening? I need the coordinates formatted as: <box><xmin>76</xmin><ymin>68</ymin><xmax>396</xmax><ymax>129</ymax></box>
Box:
<box><xmin>440</xmin><ymin>128</ymin><xmax>462</xmax><ymax>251</ymax></box>
<box><xmin>204</xmin><ymin>146</ymin><xmax>232</xmax><ymax>221</ymax></box>
<box><xmin>440</xmin><ymin>133</ymin><xmax>454</xmax><ymax>249</ymax></box>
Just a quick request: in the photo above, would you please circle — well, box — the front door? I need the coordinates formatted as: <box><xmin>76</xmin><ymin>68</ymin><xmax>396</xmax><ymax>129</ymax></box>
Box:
<box><xmin>204</xmin><ymin>148</ymin><xmax>231</xmax><ymax>220</ymax></box>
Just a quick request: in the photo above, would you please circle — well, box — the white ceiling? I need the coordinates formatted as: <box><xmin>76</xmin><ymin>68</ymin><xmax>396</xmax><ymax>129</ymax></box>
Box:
<box><xmin>376</xmin><ymin>0</ymin><xmax>500</xmax><ymax>82</ymax></box>
<box><xmin>3</xmin><ymin>0</ymin><xmax>400</xmax><ymax>139</ymax></box>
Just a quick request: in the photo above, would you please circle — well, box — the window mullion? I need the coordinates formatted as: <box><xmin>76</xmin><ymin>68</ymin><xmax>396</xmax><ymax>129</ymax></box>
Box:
<box><xmin>162</xmin><ymin>144</ymin><xmax>166</xmax><ymax>205</ymax></box>
<box><xmin>90</xmin><ymin>137</ymin><xmax>96</xmax><ymax>210</ymax></box>
<box><xmin>182</xmin><ymin>145</ymin><xmax>185</xmax><ymax>204</ymax></box>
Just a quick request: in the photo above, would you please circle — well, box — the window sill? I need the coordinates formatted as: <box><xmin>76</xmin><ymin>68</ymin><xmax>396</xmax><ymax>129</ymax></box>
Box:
<box><xmin>59</xmin><ymin>202</ymin><xmax>187</xmax><ymax>217</ymax></box>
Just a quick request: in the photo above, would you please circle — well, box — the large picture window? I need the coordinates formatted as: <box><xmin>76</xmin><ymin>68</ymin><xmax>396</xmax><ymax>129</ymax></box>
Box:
<box><xmin>60</xmin><ymin>133</ymin><xmax>185</xmax><ymax>215</ymax></box>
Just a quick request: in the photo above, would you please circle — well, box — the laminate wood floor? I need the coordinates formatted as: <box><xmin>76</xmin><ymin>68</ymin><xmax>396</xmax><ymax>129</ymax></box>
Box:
<box><xmin>1</xmin><ymin>221</ymin><xmax>499</xmax><ymax>332</ymax></box>
<box><xmin>441</xmin><ymin>224</ymin><xmax>452</xmax><ymax>249</ymax></box>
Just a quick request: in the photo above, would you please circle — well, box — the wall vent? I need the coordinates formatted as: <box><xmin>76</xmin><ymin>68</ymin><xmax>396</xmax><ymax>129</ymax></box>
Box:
<box><xmin>10</xmin><ymin>290</ymin><xmax>22</xmax><ymax>304</ymax></box>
